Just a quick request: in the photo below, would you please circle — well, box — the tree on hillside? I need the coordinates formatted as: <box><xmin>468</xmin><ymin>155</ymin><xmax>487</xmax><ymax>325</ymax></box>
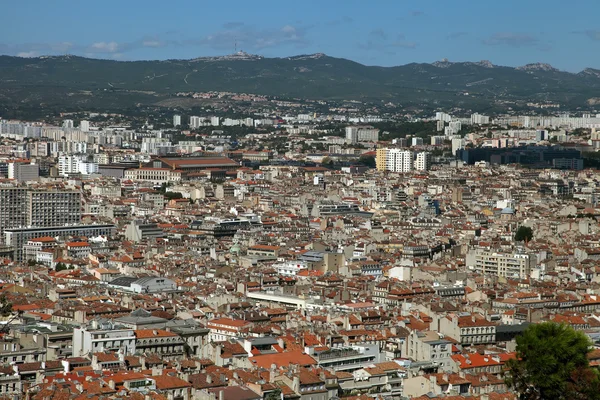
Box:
<box><xmin>505</xmin><ymin>322</ymin><xmax>600</xmax><ymax>399</ymax></box>
<box><xmin>514</xmin><ymin>226</ymin><xmax>533</xmax><ymax>242</ymax></box>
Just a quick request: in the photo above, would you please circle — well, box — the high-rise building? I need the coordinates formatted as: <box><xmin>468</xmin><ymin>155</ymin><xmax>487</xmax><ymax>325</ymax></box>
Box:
<box><xmin>345</xmin><ymin>126</ymin><xmax>358</xmax><ymax>144</ymax></box>
<box><xmin>431</xmin><ymin>136</ymin><xmax>445</xmax><ymax>146</ymax></box>
<box><xmin>376</xmin><ymin>148</ymin><xmax>389</xmax><ymax>171</ymax></box>
<box><xmin>452</xmin><ymin>137</ymin><xmax>465</xmax><ymax>155</ymax></box>
<box><xmin>79</xmin><ymin>120</ymin><xmax>90</xmax><ymax>132</ymax></box>
<box><xmin>62</xmin><ymin>119</ymin><xmax>74</xmax><ymax>129</ymax></box>
<box><xmin>411</xmin><ymin>137</ymin><xmax>424</xmax><ymax>147</ymax></box>
<box><xmin>357</xmin><ymin>128</ymin><xmax>379</xmax><ymax>142</ymax></box>
<box><xmin>0</xmin><ymin>187</ymin><xmax>82</xmax><ymax>244</ymax></box>
<box><xmin>0</xmin><ymin>187</ymin><xmax>28</xmax><ymax>240</ymax></box>
<box><xmin>173</xmin><ymin>115</ymin><xmax>181</xmax><ymax>127</ymax></box>
<box><xmin>387</xmin><ymin>149</ymin><xmax>413</xmax><ymax>173</ymax></box>
<box><xmin>8</xmin><ymin>162</ymin><xmax>39</xmax><ymax>182</ymax></box>
<box><xmin>414</xmin><ymin>152</ymin><xmax>432</xmax><ymax>171</ymax></box>
<box><xmin>27</xmin><ymin>190</ymin><xmax>82</xmax><ymax>227</ymax></box>
<box><xmin>189</xmin><ymin>116</ymin><xmax>201</xmax><ymax>129</ymax></box>
<box><xmin>471</xmin><ymin>113</ymin><xmax>490</xmax><ymax>125</ymax></box>
<box><xmin>210</xmin><ymin>116</ymin><xmax>220</xmax><ymax>126</ymax></box>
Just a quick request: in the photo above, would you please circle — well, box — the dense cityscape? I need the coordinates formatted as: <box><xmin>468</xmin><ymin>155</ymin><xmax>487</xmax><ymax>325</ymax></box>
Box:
<box><xmin>0</xmin><ymin>93</ymin><xmax>600</xmax><ymax>399</ymax></box>
<box><xmin>4</xmin><ymin>0</ymin><xmax>600</xmax><ymax>398</ymax></box>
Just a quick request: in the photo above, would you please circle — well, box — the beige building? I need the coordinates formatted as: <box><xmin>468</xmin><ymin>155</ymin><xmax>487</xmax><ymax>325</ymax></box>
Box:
<box><xmin>467</xmin><ymin>248</ymin><xmax>535</xmax><ymax>279</ymax></box>
<box><xmin>404</xmin><ymin>330</ymin><xmax>453</xmax><ymax>370</ymax></box>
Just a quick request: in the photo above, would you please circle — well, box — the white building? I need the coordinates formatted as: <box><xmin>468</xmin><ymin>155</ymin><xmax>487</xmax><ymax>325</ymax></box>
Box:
<box><xmin>210</xmin><ymin>116</ymin><xmax>220</xmax><ymax>126</ymax></box>
<box><xmin>190</xmin><ymin>116</ymin><xmax>201</xmax><ymax>129</ymax></box>
<box><xmin>73</xmin><ymin>325</ymin><xmax>136</xmax><ymax>357</ymax></box>
<box><xmin>79</xmin><ymin>120</ymin><xmax>90</xmax><ymax>132</ymax></box>
<box><xmin>451</xmin><ymin>137</ymin><xmax>465</xmax><ymax>155</ymax></box>
<box><xmin>357</xmin><ymin>127</ymin><xmax>379</xmax><ymax>142</ymax></box>
<box><xmin>58</xmin><ymin>155</ymin><xmax>98</xmax><ymax>176</ymax></box>
<box><xmin>62</xmin><ymin>119</ymin><xmax>74</xmax><ymax>129</ymax></box>
<box><xmin>173</xmin><ymin>115</ymin><xmax>181</xmax><ymax>127</ymax></box>
<box><xmin>414</xmin><ymin>152</ymin><xmax>432</xmax><ymax>171</ymax></box>
<box><xmin>387</xmin><ymin>149</ymin><xmax>413</xmax><ymax>173</ymax></box>
<box><xmin>411</xmin><ymin>137</ymin><xmax>424</xmax><ymax>147</ymax></box>
<box><xmin>471</xmin><ymin>113</ymin><xmax>490</xmax><ymax>125</ymax></box>
<box><xmin>275</xmin><ymin>260</ymin><xmax>308</xmax><ymax>276</ymax></box>
<box><xmin>345</xmin><ymin>126</ymin><xmax>359</xmax><ymax>144</ymax></box>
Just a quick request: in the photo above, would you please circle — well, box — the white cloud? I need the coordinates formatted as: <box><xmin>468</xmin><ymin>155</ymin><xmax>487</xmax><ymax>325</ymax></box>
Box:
<box><xmin>16</xmin><ymin>51</ymin><xmax>38</xmax><ymax>58</ymax></box>
<box><xmin>90</xmin><ymin>41</ymin><xmax>120</xmax><ymax>53</ymax></box>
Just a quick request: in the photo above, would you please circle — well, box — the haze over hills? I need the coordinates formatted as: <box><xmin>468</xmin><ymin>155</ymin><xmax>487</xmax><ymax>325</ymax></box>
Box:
<box><xmin>1</xmin><ymin>52</ymin><xmax>599</xmax><ymax>112</ymax></box>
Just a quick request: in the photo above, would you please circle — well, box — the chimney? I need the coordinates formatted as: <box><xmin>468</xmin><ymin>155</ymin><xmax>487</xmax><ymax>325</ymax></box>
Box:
<box><xmin>292</xmin><ymin>376</ymin><xmax>300</xmax><ymax>391</ymax></box>
<box><xmin>108</xmin><ymin>380</ymin><xmax>116</xmax><ymax>390</ymax></box>
<box><xmin>206</xmin><ymin>374</ymin><xmax>212</xmax><ymax>384</ymax></box>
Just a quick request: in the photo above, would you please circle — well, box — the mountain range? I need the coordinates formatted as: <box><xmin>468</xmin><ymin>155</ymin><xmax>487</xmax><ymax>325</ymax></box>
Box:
<box><xmin>1</xmin><ymin>53</ymin><xmax>599</xmax><ymax>112</ymax></box>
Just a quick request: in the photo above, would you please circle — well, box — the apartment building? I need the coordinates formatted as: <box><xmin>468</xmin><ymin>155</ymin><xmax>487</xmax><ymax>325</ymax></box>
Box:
<box><xmin>0</xmin><ymin>187</ymin><xmax>27</xmax><ymax>240</ymax></box>
<box><xmin>414</xmin><ymin>152</ymin><xmax>432</xmax><ymax>171</ymax></box>
<box><xmin>405</xmin><ymin>330</ymin><xmax>453</xmax><ymax>370</ymax></box>
<box><xmin>27</xmin><ymin>190</ymin><xmax>81</xmax><ymax>227</ymax></box>
<box><xmin>387</xmin><ymin>149</ymin><xmax>413</xmax><ymax>173</ymax></box>
<box><xmin>467</xmin><ymin>248</ymin><xmax>535</xmax><ymax>279</ymax></box>
<box><xmin>73</xmin><ymin>325</ymin><xmax>136</xmax><ymax>357</ymax></box>
<box><xmin>0</xmin><ymin>187</ymin><xmax>81</xmax><ymax>243</ymax></box>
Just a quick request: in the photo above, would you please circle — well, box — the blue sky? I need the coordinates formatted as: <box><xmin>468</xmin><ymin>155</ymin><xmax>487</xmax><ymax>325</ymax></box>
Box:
<box><xmin>1</xmin><ymin>0</ymin><xmax>600</xmax><ymax>71</ymax></box>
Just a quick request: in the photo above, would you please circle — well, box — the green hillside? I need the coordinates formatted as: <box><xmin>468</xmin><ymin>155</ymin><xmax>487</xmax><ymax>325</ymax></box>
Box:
<box><xmin>0</xmin><ymin>53</ymin><xmax>599</xmax><ymax>112</ymax></box>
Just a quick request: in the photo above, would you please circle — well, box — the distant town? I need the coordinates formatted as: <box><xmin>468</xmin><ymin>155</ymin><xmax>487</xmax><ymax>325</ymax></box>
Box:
<box><xmin>2</xmin><ymin>97</ymin><xmax>600</xmax><ymax>399</ymax></box>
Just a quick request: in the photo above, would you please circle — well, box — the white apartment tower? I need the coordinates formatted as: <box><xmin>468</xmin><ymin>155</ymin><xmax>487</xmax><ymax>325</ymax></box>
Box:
<box><xmin>414</xmin><ymin>152</ymin><xmax>432</xmax><ymax>171</ymax></box>
<box><xmin>387</xmin><ymin>149</ymin><xmax>413</xmax><ymax>173</ymax></box>
<box><xmin>345</xmin><ymin>126</ymin><xmax>359</xmax><ymax>144</ymax></box>
<box><xmin>173</xmin><ymin>115</ymin><xmax>181</xmax><ymax>127</ymax></box>
<box><xmin>79</xmin><ymin>120</ymin><xmax>90</xmax><ymax>132</ymax></box>
<box><xmin>471</xmin><ymin>113</ymin><xmax>490</xmax><ymax>125</ymax></box>
<box><xmin>189</xmin><ymin>116</ymin><xmax>201</xmax><ymax>129</ymax></box>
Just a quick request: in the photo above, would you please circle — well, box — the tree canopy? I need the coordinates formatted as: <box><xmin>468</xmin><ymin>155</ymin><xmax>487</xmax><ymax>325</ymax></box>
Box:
<box><xmin>505</xmin><ymin>322</ymin><xmax>600</xmax><ymax>399</ymax></box>
<box><xmin>515</xmin><ymin>226</ymin><xmax>533</xmax><ymax>242</ymax></box>
<box><xmin>358</xmin><ymin>154</ymin><xmax>376</xmax><ymax>168</ymax></box>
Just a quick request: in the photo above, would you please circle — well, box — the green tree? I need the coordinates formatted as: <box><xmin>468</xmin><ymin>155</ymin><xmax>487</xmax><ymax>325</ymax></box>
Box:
<box><xmin>358</xmin><ymin>155</ymin><xmax>376</xmax><ymax>168</ymax></box>
<box><xmin>515</xmin><ymin>226</ymin><xmax>533</xmax><ymax>242</ymax></box>
<box><xmin>164</xmin><ymin>191</ymin><xmax>183</xmax><ymax>200</ymax></box>
<box><xmin>321</xmin><ymin>157</ymin><xmax>334</xmax><ymax>167</ymax></box>
<box><xmin>0</xmin><ymin>295</ymin><xmax>12</xmax><ymax>317</ymax></box>
<box><xmin>505</xmin><ymin>322</ymin><xmax>600</xmax><ymax>399</ymax></box>
<box><xmin>55</xmin><ymin>263</ymin><xmax>68</xmax><ymax>272</ymax></box>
